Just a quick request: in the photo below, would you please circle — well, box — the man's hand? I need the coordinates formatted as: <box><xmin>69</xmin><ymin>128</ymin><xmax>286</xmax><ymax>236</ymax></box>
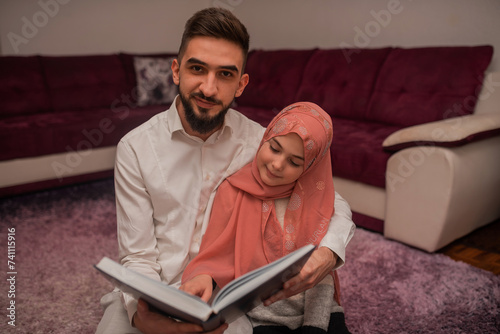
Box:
<box><xmin>133</xmin><ymin>298</ymin><xmax>228</xmax><ymax>334</ymax></box>
<box><xmin>179</xmin><ymin>274</ymin><xmax>214</xmax><ymax>303</ymax></box>
<box><xmin>263</xmin><ymin>246</ymin><xmax>337</xmax><ymax>306</ymax></box>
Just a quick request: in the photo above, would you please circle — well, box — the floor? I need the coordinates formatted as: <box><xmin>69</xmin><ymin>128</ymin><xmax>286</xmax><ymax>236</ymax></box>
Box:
<box><xmin>437</xmin><ymin>218</ymin><xmax>500</xmax><ymax>275</ymax></box>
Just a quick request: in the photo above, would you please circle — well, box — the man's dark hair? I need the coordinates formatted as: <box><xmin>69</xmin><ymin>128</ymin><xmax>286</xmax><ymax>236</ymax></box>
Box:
<box><xmin>178</xmin><ymin>7</ymin><xmax>250</xmax><ymax>72</ymax></box>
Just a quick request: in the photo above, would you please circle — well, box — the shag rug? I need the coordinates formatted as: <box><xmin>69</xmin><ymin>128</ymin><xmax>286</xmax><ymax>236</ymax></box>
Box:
<box><xmin>0</xmin><ymin>178</ymin><xmax>498</xmax><ymax>333</ymax></box>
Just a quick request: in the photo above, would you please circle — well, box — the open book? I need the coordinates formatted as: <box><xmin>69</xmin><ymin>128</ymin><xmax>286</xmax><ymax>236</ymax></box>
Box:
<box><xmin>95</xmin><ymin>244</ymin><xmax>315</xmax><ymax>331</ymax></box>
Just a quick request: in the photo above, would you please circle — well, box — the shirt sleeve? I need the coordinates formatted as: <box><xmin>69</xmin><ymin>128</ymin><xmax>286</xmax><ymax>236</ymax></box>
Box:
<box><xmin>319</xmin><ymin>190</ymin><xmax>356</xmax><ymax>270</ymax></box>
<box><xmin>114</xmin><ymin>139</ymin><xmax>162</xmax><ymax>323</ymax></box>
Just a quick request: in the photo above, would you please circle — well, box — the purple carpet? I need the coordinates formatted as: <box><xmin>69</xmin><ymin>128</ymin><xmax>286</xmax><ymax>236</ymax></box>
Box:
<box><xmin>0</xmin><ymin>178</ymin><xmax>498</xmax><ymax>333</ymax></box>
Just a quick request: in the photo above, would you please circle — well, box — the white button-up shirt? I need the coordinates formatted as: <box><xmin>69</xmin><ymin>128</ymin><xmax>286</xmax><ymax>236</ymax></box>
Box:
<box><xmin>114</xmin><ymin>98</ymin><xmax>355</xmax><ymax>321</ymax></box>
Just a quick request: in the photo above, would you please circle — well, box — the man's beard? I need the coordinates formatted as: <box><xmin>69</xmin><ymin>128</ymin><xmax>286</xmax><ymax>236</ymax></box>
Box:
<box><xmin>179</xmin><ymin>91</ymin><xmax>232</xmax><ymax>135</ymax></box>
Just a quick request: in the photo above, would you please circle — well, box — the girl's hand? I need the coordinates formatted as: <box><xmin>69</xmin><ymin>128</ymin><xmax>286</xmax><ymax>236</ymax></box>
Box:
<box><xmin>180</xmin><ymin>274</ymin><xmax>214</xmax><ymax>302</ymax></box>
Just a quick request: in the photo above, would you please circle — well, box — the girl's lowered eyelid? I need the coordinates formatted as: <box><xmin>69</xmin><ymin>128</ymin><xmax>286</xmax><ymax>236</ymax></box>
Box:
<box><xmin>269</xmin><ymin>139</ymin><xmax>304</xmax><ymax>162</ymax></box>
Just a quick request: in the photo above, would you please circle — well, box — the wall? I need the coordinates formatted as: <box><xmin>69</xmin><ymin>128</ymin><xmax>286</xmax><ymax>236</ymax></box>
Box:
<box><xmin>0</xmin><ymin>0</ymin><xmax>203</xmax><ymax>55</ymax></box>
<box><xmin>1</xmin><ymin>0</ymin><xmax>499</xmax><ymax>70</ymax></box>
<box><xmin>235</xmin><ymin>0</ymin><xmax>500</xmax><ymax>71</ymax></box>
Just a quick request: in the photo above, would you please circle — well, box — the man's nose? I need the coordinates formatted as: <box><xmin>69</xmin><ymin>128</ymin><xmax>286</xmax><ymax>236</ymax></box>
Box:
<box><xmin>199</xmin><ymin>73</ymin><xmax>217</xmax><ymax>97</ymax></box>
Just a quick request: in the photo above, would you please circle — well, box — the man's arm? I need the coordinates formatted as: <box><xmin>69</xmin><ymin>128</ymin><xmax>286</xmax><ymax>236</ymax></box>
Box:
<box><xmin>116</xmin><ymin>138</ymin><xmax>224</xmax><ymax>334</ymax></box>
<box><xmin>264</xmin><ymin>191</ymin><xmax>355</xmax><ymax>305</ymax></box>
<box><xmin>318</xmin><ymin>190</ymin><xmax>356</xmax><ymax>269</ymax></box>
<box><xmin>114</xmin><ymin>140</ymin><xmax>163</xmax><ymax>324</ymax></box>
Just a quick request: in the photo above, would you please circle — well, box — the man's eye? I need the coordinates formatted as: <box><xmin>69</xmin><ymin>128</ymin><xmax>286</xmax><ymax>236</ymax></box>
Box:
<box><xmin>191</xmin><ymin>66</ymin><xmax>203</xmax><ymax>72</ymax></box>
<box><xmin>220</xmin><ymin>71</ymin><xmax>233</xmax><ymax>78</ymax></box>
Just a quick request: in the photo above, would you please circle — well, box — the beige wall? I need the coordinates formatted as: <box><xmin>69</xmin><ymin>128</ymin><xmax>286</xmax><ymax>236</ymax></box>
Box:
<box><xmin>0</xmin><ymin>0</ymin><xmax>204</xmax><ymax>55</ymax></box>
<box><xmin>1</xmin><ymin>0</ymin><xmax>499</xmax><ymax>70</ymax></box>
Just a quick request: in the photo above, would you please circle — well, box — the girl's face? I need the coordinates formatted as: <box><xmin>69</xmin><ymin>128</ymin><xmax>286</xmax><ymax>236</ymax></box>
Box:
<box><xmin>256</xmin><ymin>133</ymin><xmax>305</xmax><ymax>186</ymax></box>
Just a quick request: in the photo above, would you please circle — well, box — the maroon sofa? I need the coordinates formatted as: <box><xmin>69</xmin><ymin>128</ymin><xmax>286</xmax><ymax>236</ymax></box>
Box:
<box><xmin>1</xmin><ymin>46</ymin><xmax>498</xmax><ymax>251</ymax></box>
<box><xmin>237</xmin><ymin>46</ymin><xmax>493</xmax><ymax>189</ymax></box>
<box><xmin>235</xmin><ymin>46</ymin><xmax>497</xmax><ymax>237</ymax></box>
<box><xmin>0</xmin><ymin>52</ymin><xmax>175</xmax><ymax>196</ymax></box>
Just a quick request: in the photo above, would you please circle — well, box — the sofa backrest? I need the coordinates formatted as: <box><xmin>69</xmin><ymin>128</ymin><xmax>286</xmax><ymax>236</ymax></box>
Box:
<box><xmin>40</xmin><ymin>54</ymin><xmax>130</xmax><ymax>112</ymax></box>
<box><xmin>238</xmin><ymin>45</ymin><xmax>493</xmax><ymax>128</ymax></box>
<box><xmin>1</xmin><ymin>46</ymin><xmax>493</xmax><ymax>127</ymax></box>
<box><xmin>0</xmin><ymin>56</ymin><xmax>52</xmax><ymax>117</ymax></box>
<box><xmin>366</xmin><ymin>45</ymin><xmax>494</xmax><ymax>127</ymax></box>
<box><xmin>236</xmin><ymin>49</ymin><xmax>315</xmax><ymax>111</ymax></box>
<box><xmin>295</xmin><ymin>47</ymin><xmax>392</xmax><ymax>121</ymax></box>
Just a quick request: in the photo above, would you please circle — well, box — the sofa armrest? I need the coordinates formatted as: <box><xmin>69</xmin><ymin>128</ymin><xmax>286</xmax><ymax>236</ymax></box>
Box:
<box><xmin>382</xmin><ymin>112</ymin><xmax>500</xmax><ymax>152</ymax></box>
<box><xmin>384</xmin><ymin>135</ymin><xmax>500</xmax><ymax>252</ymax></box>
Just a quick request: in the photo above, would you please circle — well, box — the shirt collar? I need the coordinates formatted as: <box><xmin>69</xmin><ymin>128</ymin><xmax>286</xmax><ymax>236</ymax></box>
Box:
<box><xmin>167</xmin><ymin>95</ymin><xmax>236</xmax><ymax>141</ymax></box>
<box><xmin>167</xmin><ymin>96</ymin><xmax>186</xmax><ymax>135</ymax></box>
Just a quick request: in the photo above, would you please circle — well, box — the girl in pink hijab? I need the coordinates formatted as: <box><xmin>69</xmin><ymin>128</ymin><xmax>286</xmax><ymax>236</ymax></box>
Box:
<box><xmin>182</xmin><ymin>102</ymin><xmax>348</xmax><ymax>333</ymax></box>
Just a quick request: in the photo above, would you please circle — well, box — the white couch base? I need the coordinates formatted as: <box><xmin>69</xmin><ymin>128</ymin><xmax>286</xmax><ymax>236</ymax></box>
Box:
<box><xmin>384</xmin><ymin>136</ymin><xmax>500</xmax><ymax>252</ymax></box>
<box><xmin>0</xmin><ymin>146</ymin><xmax>116</xmax><ymax>189</ymax></box>
<box><xmin>333</xmin><ymin>176</ymin><xmax>386</xmax><ymax>221</ymax></box>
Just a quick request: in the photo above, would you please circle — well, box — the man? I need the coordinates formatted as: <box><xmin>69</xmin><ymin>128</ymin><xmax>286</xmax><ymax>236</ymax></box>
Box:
<box><xmin>96</xmin><ymin>7</ymin><xmax>355</xmax><ymax>334</ymax></box>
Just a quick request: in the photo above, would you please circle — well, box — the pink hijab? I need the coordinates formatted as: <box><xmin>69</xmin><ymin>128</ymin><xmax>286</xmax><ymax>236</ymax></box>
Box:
<box><xmin>183</xmin><ymin>102</ymin><xmax>338</xmax><ymax>299</ymax></box>
<box><xmin>226</xmin><ymin>101</ymin><xmax>335</xmax><ymax>262</ymax></box>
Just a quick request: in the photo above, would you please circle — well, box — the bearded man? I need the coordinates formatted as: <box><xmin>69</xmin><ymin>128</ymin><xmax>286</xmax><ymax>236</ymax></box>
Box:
<box><xmin>96</xmin><ymin>7</ymin><xmax>355</xmax><ymax>334</ymax></box>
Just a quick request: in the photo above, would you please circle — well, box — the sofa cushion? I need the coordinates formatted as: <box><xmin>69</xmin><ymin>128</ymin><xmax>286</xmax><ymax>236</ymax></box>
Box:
<box><xmin>367</xmin><ymin>45</ymin><xmax>494</xmax><ymax>127</ymax></box>
<box><xmin>235</xmin><ymin>105</ymin><xmax>277</xmax><ymax>127</ymax></box>
<box><xmin>236</xmin><ymin>49</ymin><xmax>315</xmax><ymax>111</ymax></box>
<box><xmin>330</xmin><ymin>117</ymin><xmax>401</xmax><ymax>188</ymax></box>
<box><xmin>0</xmin><ymin>56</ymin><xmax>51</xmax><ymax>117</ymax></box>
<box><xmin>41</xmin><ymin>55</ymin><xmax>130</xmax><ymax>111</ymax></box>
<box><xmin>0</xmin><ymin>105</ymin><xmax>167</xmax><ymax>161</ymax></box>
<box><xmin>295</xmin><ymin>48</ymin><xmax>392</xmax><ymax>121</ymax></box>
<box><xmin>133</xmin><ymin>56</ymin><xmax>177</xmax><ymax>106</ymax></box>
<box><xmin>119</xmin><ymin>52</ymin><xmax>177</xmax><ymax>92</ymax></box>
<box><xmin>0</xmin><ymin>116</ymin><xmax>46</xmax><ymax>160</ymax></box>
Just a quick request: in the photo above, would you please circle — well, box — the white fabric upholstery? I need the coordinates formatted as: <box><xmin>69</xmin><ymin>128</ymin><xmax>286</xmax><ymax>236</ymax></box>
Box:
<box><xmin>0</xmin><ymin>146</ymin><xmax>116</xmax><ymax>188</ymax></box>
<box><xmin>382</xmin><ymin>112</ymin><xmax>500</xmax><ymax>148</ymax></box>
<box><xmin>333</xmin><ymin>177</ymin><xmax>386</xmax><ymax>221</ymax></box>
<box><xmin>384</xmin><ymin>136</ymin><xmax>500</xmax><ymax>252</ymax></box>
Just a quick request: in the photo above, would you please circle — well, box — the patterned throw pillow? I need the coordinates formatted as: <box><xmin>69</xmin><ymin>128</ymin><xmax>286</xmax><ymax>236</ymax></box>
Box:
<box><xmin>133</xmin><ymin>56</ymin><xmax>177</xmax><ymax>106</ymax></box>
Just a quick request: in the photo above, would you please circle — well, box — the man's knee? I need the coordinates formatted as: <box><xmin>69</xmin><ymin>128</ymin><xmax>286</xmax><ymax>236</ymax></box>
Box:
<box><xmin>96</xmin><ymin>291</ymin><xmax>139</xmax><ymax>334</ymax></box>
